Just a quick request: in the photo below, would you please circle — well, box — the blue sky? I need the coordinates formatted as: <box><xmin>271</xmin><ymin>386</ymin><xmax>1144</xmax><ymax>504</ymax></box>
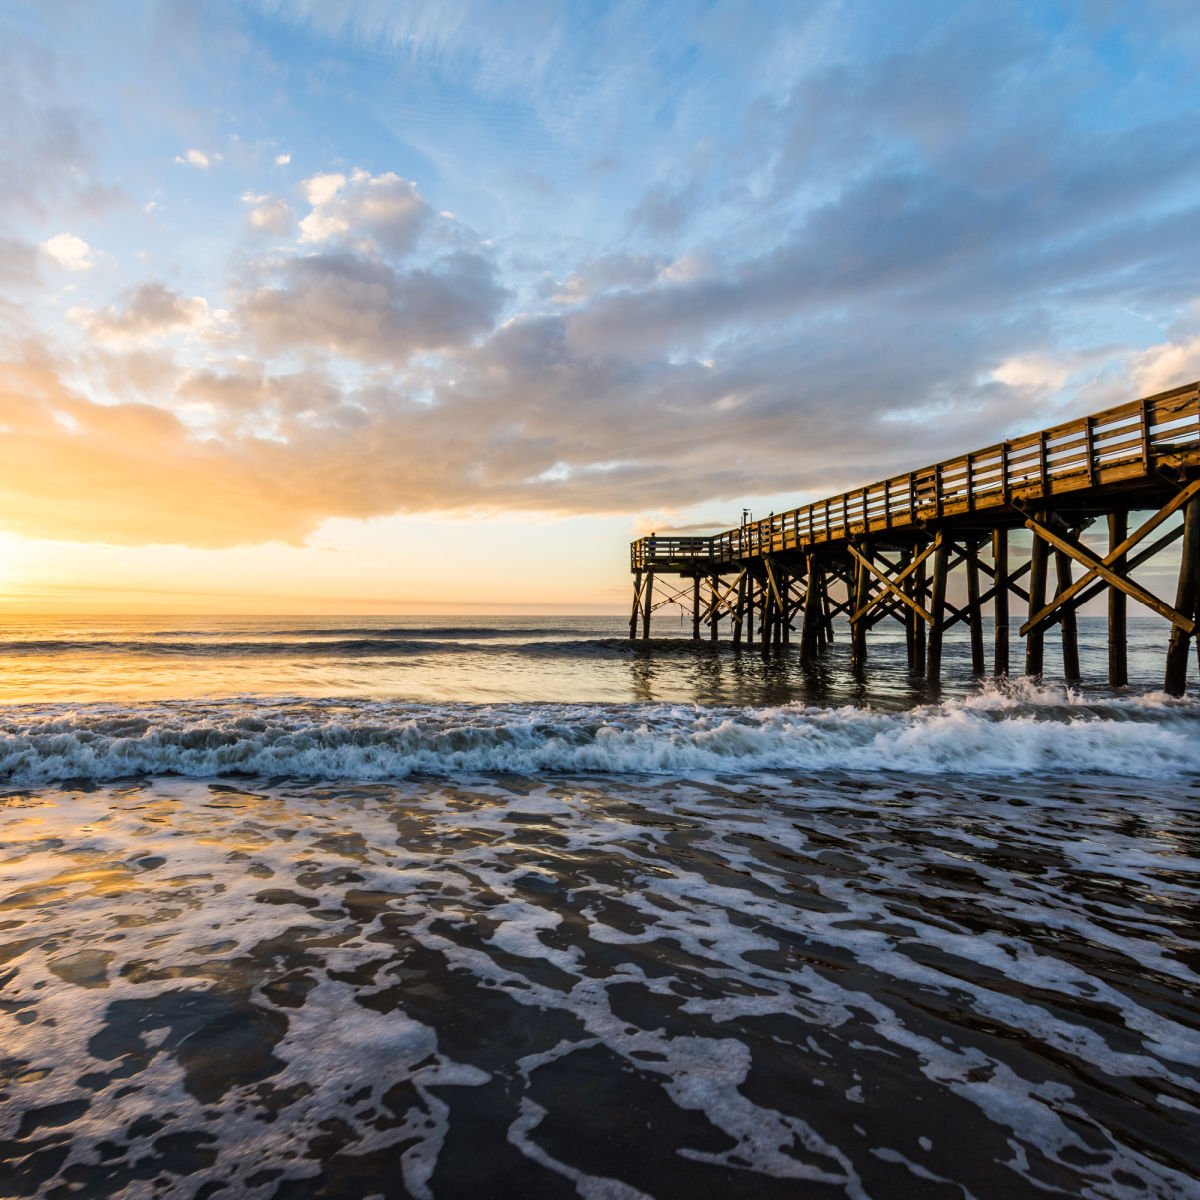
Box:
<box><xmin>1</xmin><ymin>0</ymin><xmax>1199</xmax><ymax>609</ymax></box>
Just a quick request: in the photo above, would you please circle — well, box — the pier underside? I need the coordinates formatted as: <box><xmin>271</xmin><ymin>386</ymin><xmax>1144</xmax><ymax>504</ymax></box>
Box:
<box><xmin>630</xmin><ymin>381</ymin><xmax>1200</xmax><ymax>693</ymax></box>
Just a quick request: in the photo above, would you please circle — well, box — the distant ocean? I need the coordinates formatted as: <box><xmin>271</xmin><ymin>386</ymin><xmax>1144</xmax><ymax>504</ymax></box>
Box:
<box><xmin>1</xmin><ymin>614</ymin><xmax>1197</xmax><ymax>1198</ymax></box>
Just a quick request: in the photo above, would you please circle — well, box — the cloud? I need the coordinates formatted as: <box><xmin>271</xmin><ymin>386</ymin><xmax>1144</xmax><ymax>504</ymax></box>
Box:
<box><xmin>9</xmin><ymin>0</ymin><xmax>1200</xmax><ymax>557</ymax></box>
<box><xmin>242</xmin><ymin>191</ymin><xmax>295</xmax><ymax>237</ymax></box>
<box><xmin>298</xmin><ymin>169</ymin><xmax>430</xmax><ymax>256</ymax></box>
<box><xmin>990</xmin><ymin>354</ymin><xmax>1073</xmax><ymax>392</ymax></box>
<box><xmin>41</xmin><ymin>232</ymin><xmax>94</xmax><ymax>271</ymax></box>
<box><xmin>0</xmin><ymin>35</ymin><xmax>101</xmax><ymax>219</ymax></box>
<box><xmin>73</xmin><ymin>282</ymin><xmax>211</xmax><ymax>343</ymax></box>
<box><xmin>238</xmin><ymin>249</ymin><xmax>507</xmax><ymax>362</ymax></box>
<box><xmin>275</xmin><ymin>152</ymin><xmax>291</xmax><ymax>165</ymax></box>
<box><xmin>0</xmin><ymin>238</ymin><xmax>39</xmax><ymax>285</ymax></box>
<box><xmin>1129</xmin><ymin>332</ymin><xmax>1200</xmax><ymax>399</ymax></box>
<box><xmin>175</xmin><ymin>148</ymin><xmax>217</xmax><ymax>168</ymax></box>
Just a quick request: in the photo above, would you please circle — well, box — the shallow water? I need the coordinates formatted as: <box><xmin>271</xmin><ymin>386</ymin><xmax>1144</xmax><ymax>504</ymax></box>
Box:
<box><xmin>2</xmin><ymin>774</ymin><xmax>1197</xmax><ymax>1198</ymax></box>
<box><xmin>0</xmin><ymin>616</ymin><xmax>1198</xmax><ymax>1197</ymax></box>
<box><xmin>0</xmin><ymin>612</ymin><xmax>1184</xmax><ymax>706</ymax></box>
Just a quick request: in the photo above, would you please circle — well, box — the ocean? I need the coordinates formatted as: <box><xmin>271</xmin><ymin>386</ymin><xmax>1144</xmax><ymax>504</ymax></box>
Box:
<box><xmin>0</xmin><ymin>614</ymin><xmax>1197</xmax><ymax>1198</ymax></box>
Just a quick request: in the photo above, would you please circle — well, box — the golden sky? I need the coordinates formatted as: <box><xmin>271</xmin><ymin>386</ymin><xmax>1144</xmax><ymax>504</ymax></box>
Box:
<box><xmin>3</xmin><ymin>3</ymin><xmax>1200</xmax><ymax>611</ymax></box>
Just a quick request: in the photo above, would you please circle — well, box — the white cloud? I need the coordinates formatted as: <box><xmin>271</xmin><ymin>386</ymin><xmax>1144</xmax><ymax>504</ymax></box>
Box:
<box><xmin>41</xmin><ymin>232</ymin><xmax>94</xmax><ymax>271</ymax></box>
<box><xmin>1128</xmin><ymin>333</ymin><xmax>1200</xmax><ymax>399</ymax></box>
<box><xmin>241</xmin><ymin>191</ymin><xmax>294</xmax><ymax>237</ymax></box>
<box><xmin>298</xmin><ymin>169</ymin><xmax>430</xmax><ymax>256</ymax></box>
<box><xmin>174</xmin><ymin>148</ymin><xmax>218</xmax><ymax>168</ymax></box>
<box><xmin>991</xmin><ymin>354</ymin><xmax>1072</xmax><ymax>391</ymax></box>
<box><xmin>302</xmin><ymin>172</ymin><xmax>345</xmax><ymax>208</ymax></box>
<box><xmin>275</xmin><ymin>152</ymin><xmax>291</xmax><ymax>165</ymax></box>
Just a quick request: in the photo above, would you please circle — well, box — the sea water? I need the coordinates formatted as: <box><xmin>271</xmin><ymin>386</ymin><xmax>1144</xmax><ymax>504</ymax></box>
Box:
<box><xmin>0</xmin><ymin>615</ymin><xmax>1197</xmax><ymax>1198</ymax></box>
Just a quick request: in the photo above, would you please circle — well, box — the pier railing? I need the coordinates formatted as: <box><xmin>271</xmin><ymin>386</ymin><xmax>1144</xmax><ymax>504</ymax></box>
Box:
<box><xmin>631</xmin><ymin>381</ymin><xmax>1200</xmax><ymax>570</ymax></box>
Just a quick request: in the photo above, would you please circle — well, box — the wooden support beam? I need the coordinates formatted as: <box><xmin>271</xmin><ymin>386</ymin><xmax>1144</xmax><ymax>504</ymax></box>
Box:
<box><xmin>819</xmin><ymin>565</ymin><xmax>832</xmax><ymax>646</ymax></box>
<box><xmin>763</xmin><ymin>558</ymin><xmax>785</xmax><ymax>612</ymax></box>
<box><xmin>846</xmin><ymin>540</ymin><xmax>937</xmax><ymax>626</ymax></box>
<box><xmin>821</xmin><ymin>566</ymin><xmax>838</xmax><ymax>643</ymax></box>
<box><xmin>912</xmin><ymin>550</ymin><xmax>927</xmax><ymax>675</ymax></box>
<box><xmin>692</xmin><ymin>576</ymin><xmax>701</xmax><ymax>641</ymax></box>
<box><xmin>1055</xmin><ymin>547</ymin><xmax>1081</xmax><ymax>682</ymax></box>
<box><xmin>642</xmin><ymin>570</ymin><xmax>654</xmax><ymax>640</ymax></box>
<box><xmin>1165</xmin><ymin>491</ymin><xmax>1200</xmax><ymax>695</ymax></box>
<box><xmin>967</xmin><ymin>543</ymin><xmax>985</xmax><ymax>675</ymax></box>
<box><xmin>1026</xmin><ymin>528</ymin><xmax>1049</xmax><ymax>678</ymax></box>
<box><xmin>801</xmin><ymin>555</ymin><xmax>821</xmax><ymax>658</ymax></box>
<box><xmin>775</xmin><ymin>569</ymin><xmax>787</xmax><ymax>646</ymax></box>
<box><xmin>926</xmin><ymin>533</ymin><xmax>948</xmax><ymax>683</ymax></box>
<box><xmin>957</xmin><ymin>558</ymin><xmax>1032</xmax><ymax>620</ymax></box>
<box><xmin>709</xmin><ymin>573</ymin><xmax>720</xmax><ymax>642</ymax></box>
<box><xmin>1045</xmin><ymin>524</ymin><xmax>1180</xmax><ymax>626</ymax></box>
<box><xmin>1021</xmin><ymin>510</ymin><xmax>1197</xmax><ymax>637</ymax></box>
<box><xmin>993</xmin><ymin>529</ymin><xmax>1009</xmax><ymax>677</ymax></box>
<box><xmin>851</xmin><ymin>542</ymin><xmax>872</xmax><ymax>670</ymax></box>
<box><xmin>629</xmin><ymin>570</ymin><xmax>643</xmax><ymax>641</ymax></box>
<box><xmin>1020</xmin><ymin>479</ymin><xmax>1200</xmax><ymax>636</ymax></box>
<box><xmin>760</xmin><ymin>569</ymin><xmax>774</xmax><ymax>656</ymax></box>
<box><xmin>903</xmin><ymin>549</ymin><xmax>918</xmax><ymax>670</ymax></box>
<box><xmin>707</xmin><ymin>570</ymin><xmax>745</xmax><ymax>623</ymax></box>
<box><xmin>733</xmin><ymin>571</ymin><xmax>747</xmax><ymax>646</ymax></box>
<box><xmin>1108</xmin><ymin>512</ymin><xmax>1127</xmax><ymax>687</ymax></box>
<box><xmin>762</xmin><ymin>558</ymin><xmax>784</xmax><ymax>653</ymax></box>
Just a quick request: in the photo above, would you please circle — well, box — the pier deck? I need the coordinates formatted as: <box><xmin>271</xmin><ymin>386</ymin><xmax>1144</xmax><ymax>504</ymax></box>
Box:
<box><xmin>629</xmin><ymin>380</ymin><xmax>1200</xmax><ymax>692</ymax></box>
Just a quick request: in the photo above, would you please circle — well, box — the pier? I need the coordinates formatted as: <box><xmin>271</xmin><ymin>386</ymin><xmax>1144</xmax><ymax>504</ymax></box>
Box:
<box><xmin>629</xmin><ymin>380</ymin><xmax>1200</xmax><ymax>693</ymax></box>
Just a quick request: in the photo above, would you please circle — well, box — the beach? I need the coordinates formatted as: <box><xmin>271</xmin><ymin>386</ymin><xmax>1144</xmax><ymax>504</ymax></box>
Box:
<box><xmin>0</xmin><ymin>616</ymin><xmax>1198</xmax><ymax>1198</ymax></box>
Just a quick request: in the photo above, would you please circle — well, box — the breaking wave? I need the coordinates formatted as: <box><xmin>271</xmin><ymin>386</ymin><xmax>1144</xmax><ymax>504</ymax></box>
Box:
<box><xmin>2</xmin><ymin>682</ymin><xmax>1197</xmax><ymax>785</ymax></box>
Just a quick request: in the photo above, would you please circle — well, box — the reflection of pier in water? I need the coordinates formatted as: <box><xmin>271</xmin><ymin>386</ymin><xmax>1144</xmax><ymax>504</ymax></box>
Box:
<box><xmin>630</xmin><ymin>381</ymin><xmax>1200</xmax><ymax>693</ymax></box>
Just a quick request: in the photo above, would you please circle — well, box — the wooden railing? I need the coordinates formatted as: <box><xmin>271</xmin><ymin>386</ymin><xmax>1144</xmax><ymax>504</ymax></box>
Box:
<box><xmin>630</xmin><ymin>381</ymin><xmax>1200</xmax><ymax>570</ymax></box>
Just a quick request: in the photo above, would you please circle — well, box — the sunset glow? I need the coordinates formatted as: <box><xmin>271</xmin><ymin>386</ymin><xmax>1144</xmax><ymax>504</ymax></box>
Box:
<box><xmin>4</xmin><ymin>2</ymin><xmax>1200</xmax><ymax>611</ymax></box>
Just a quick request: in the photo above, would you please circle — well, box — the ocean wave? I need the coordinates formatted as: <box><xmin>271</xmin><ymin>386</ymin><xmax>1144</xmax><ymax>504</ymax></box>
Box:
<box><xmin>1</xmin><ymin>682</ymin><xmax>1197</xmax><ymax>785</ymax></box>
<box><xmin>0</xmin><ymin>637</ymin><xmax>468</xmax><ymax>658</ymax></box>
<box><xmin>0</xmin><ymin>636</ymin><xmax>655</xmax><ymax>659</ymax></box>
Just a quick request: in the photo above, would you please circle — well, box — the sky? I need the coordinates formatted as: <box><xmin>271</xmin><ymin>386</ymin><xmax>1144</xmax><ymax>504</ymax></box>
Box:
<box><xmin>1</xmin><ymin>0</ymin><xmax>1199</xmax><ymax>612</ymax></box>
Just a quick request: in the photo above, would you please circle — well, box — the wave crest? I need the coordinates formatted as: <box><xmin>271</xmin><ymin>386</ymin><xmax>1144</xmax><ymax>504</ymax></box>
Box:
<box><xmin>1</xmin><ymin>687</ymin><xmax>1196</xmax><ymax>785</ymax></box>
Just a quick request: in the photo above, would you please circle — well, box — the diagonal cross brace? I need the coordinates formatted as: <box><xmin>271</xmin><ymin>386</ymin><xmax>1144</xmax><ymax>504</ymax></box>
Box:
<box><xmin>1020</xmin><ymin>482</ymin><xmax>1200</xmax><ymax>635</ymax></box>
<box><xmin>1036</xmin><ymin>523</ymin><xmax>1182</xmax><ymax>631</ymax></box>
<box><xmin>707</xmin><ymin>569</ymin><xmax>747</xmax><ymax>621</ymax></box>
<box><xmin>943</xmin><ymin>557</ymin><xmax>1032</xmax><ymax>632</ymax></box>
<box><xmin>848</xmin><ymin>540</ymin><xmax>937</xmax><ymax>626</ymax></box>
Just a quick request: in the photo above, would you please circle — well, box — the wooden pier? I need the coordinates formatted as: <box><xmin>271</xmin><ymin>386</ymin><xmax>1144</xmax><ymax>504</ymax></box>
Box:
<box><xmin>629</xmin><ymin>380</ymin><xmax>1200</xmax><ymax>693</ymax></box>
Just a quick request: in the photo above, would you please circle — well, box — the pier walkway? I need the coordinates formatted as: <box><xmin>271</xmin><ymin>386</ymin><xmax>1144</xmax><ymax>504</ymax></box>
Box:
<box><xmin>629</xmin><ymin>380</ymin><xmax>1200</xmax><ymax>692</ymax></box>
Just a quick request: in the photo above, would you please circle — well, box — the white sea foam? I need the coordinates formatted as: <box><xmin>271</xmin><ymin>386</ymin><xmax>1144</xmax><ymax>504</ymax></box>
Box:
<box><xmin>2</xmin><ymin>770</ymin><xmax>1196</xmax><ymax>1197</ymax></box>
<box><xmin>1</xmin><ymin>684</ymin><xmax>1198</xmax><ymax>784</ymax></box>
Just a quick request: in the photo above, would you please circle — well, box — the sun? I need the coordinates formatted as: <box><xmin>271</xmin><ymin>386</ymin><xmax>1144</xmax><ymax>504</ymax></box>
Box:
<box><xmin>0</xmin><ymin>534</ymin><xmax>32</xmax><ymax>597</ymax></box>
